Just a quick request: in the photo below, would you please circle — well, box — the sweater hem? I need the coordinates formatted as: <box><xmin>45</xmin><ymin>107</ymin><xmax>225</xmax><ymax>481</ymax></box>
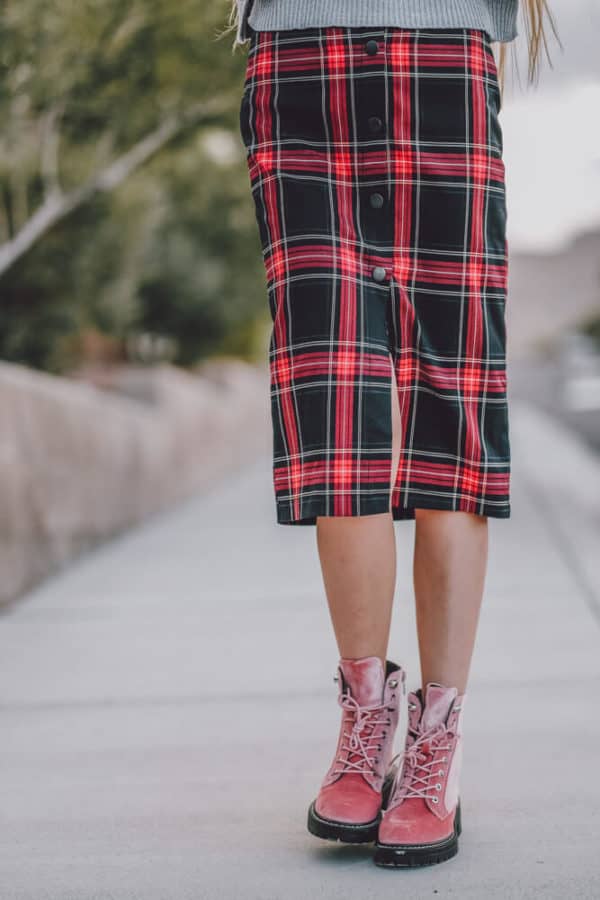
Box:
<box><xmin>234</xmin><ymin>0</ymin><xmax>518</xmax><ymax>47</ymax></box>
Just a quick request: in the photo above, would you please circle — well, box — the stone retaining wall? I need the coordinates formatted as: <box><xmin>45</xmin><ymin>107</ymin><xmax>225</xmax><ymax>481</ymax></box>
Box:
<box><xmin>0</xmin><ymin>360</ymin><xmax>270</xmax><ymax>605</ymax></box>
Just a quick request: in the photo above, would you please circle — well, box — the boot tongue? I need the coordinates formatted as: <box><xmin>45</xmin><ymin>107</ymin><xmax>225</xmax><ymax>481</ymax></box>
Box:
<box><xmin>339</xmin><ymin>656</ymin><xmax>384</xmax><ymax>705</ymax></box>
<box><xmin>421</xmin><ymin>683</ymin><xmax>458</xmax><ymax>731</ymax></box>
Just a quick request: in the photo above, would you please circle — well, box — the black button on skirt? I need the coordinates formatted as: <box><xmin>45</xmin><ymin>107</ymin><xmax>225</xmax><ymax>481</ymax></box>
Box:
<box><xmin>239</xmin><ymin>26</ymin><xmax>511</xmax><ymax>525</ymax></box>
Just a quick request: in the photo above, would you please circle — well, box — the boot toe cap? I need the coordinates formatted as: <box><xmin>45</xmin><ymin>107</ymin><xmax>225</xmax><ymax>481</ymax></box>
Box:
<box><xmin>378</xmin><ymin>799</ymin><xmax>455</xmax><ymax>845</ymax></box>
<box><xmin>315</xmin><ymin>776</ymin><xmax>380</xmax><ymax>824</ymax></box>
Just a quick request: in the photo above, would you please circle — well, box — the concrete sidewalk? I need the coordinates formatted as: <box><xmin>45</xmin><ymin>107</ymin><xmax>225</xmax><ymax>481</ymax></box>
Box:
<box><xmin>1</xmin><ymin>402</ymin><xmax>599</xmax><ymax>900</ymax></box>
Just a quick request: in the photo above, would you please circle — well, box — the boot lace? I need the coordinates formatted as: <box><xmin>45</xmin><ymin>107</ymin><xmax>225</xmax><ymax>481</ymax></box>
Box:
<box><xmin>332</xmin><ymin>694</ymin><xmax>392</xmax><ymax>777</ymax></box>
<box><xmin>389</xmin><ymin>724</ymin><xmax>453</xmax><ymax>804</ymax></box>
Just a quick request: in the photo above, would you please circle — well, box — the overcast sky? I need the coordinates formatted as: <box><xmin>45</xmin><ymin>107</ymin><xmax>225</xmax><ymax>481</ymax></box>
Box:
<box><xmin>502</xmin><ymin>0</ymin><xmax>600</xmax><ymax>251</ymax></box>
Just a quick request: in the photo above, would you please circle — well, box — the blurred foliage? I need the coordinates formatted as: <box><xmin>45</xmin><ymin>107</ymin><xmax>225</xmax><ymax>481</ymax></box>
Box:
<box><xmin>580</xmin><ymin>310</ymin><xmax>600</xmax><ymax>349</ymax></box>
<box><xmin>0</xmin><ymin>0</ymin><xmax>268</xmax><ymax>371</ymax></box>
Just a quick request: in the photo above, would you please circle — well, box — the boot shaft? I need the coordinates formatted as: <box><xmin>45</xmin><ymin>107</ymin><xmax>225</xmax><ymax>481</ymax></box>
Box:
<box><xmin>388</xmin><ymin>682</ymin><xmax>466</xmax><ymax>819</ymax></box>
<box><xmin>321</xmin><ymin>656</ymin><xmax>406</xmax><ymax>792</ymax></box>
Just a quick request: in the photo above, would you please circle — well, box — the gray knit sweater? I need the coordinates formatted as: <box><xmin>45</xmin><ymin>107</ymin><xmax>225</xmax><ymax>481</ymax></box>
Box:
<box><xmin>233</xmin><ymin>1</ymin><xmax>519</xmax><ymax>47</ymax></box>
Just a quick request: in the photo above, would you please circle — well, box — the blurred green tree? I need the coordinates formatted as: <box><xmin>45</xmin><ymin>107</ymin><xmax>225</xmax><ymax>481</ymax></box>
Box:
<box><xmin>0</xmin><ymin>0</ymin><xmax>267</xmax><ymax>370</ymax></box>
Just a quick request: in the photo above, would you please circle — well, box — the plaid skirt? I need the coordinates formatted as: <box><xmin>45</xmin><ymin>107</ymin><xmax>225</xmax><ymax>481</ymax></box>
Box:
<box><xmin>239</xmin><ymin>25</ymin><xmax>511</xmax><ymax>525</ymax></box>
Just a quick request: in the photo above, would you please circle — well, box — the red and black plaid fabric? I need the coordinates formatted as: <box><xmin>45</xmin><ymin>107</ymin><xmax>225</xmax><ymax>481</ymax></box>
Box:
<box><xmin>239</xmin><ymin>25</ymin><xmax>510</xmax><ymax>525</ymax></box>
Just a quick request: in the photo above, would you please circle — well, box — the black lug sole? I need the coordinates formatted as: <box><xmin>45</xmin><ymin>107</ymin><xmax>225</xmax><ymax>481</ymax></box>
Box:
<box><xmin>307</xmin><ymin>800</ymin><xmax>380</xmax><ymax>844</ymax></box>
<box><xmin>373</xmin><ymin>801</ymin><xmax>462</xmax><ymax>868</ymax></box>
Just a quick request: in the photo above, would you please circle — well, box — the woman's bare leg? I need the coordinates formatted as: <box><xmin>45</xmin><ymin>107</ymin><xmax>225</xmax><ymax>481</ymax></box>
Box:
<box><xmin>316</xmin><ymin>512</ymin><xmax>396</xmax><ymax>664</ymax></box>
<box><xmin>413</xmin><ymin>509</ymin><xmax>488</xmax><ymax>693</ymax></box>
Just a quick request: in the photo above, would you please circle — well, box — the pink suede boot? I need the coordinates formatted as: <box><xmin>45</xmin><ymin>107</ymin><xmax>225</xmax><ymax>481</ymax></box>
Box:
<box><xmin>374</xmin><ymin>683</ymin><xmax>465</xmax><ymax>867</ymax></box>
<box><xmin>307</xmin><ymin>656</ymin><xmax>406</xmax><ymax>844</ymax></box>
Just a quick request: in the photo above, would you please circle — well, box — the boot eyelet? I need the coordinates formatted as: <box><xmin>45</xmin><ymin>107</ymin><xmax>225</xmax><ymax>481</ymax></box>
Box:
<box><xmin>438</xmin><ymin>769</ymin><xmax>444</xmax><ymax>776</ymax></box>
<box><xmin>333</xmin><ymin>674</ymin><xmax>339</xmax><ymax>683</ymax></box>
<box><xmin>408</xmin><ymin>703</ymin><xmax>417</xmax><ymax>711</ymax></box>
<box><xmin>442</xmin><ymin>756</ymin><xmax>447</xmax><ymax>762</ymax></box>
<box><xmin>389</xmin><ymin>679</ymin><xmax>398</xmax><ymax>688</ymax></box>
<box><xmin>436</xmin><ymin>783</ymin><xmax>442</xmax><ymax>791</ymax></box>
<box><xmin>431</xmin><ymin>796</ymin><xmax>439</xmax><ymax>804</ymax></box>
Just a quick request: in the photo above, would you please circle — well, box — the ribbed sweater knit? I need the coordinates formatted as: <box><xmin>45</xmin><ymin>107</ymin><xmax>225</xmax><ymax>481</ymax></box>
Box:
<box><xmin>233</xmin><ymin>1</ymin><xmax>519</xmax><ymax>47</ymax></box>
